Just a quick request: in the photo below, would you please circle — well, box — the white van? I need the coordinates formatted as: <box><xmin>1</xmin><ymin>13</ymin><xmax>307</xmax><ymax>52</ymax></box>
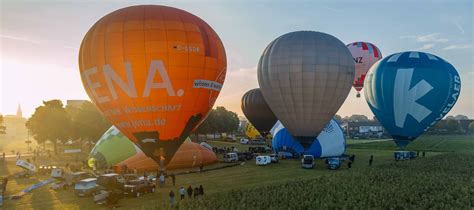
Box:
<box><xmin>224</xmin><ymin>153</ymin><xmax>238</xmax><ymax>163</ymax></box>
<box><xmin>256</xmin><ymin>155</ymin><xmax>271</xmax><ymax>166</ymax></box>
<box><xmin>240</xmin><ymin>138</ymin><xmax>249</xmax><ymax>145</ymax></box>
<box><xmin>301</xmin><ymin>155</ymin><xmax>315</xmax><ymax>169</ymax></box>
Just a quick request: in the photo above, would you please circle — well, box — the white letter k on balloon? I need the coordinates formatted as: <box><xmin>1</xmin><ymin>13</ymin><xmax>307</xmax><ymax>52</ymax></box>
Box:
<box><xmin>393</xmin><ymin>68</ymin><xmax>433</xmax><ymax>128</ymax></box>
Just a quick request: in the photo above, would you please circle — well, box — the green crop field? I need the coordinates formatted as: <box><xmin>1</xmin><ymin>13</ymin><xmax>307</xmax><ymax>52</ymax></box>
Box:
<box><xmin>1</xmin><ymin>134</ymin><xmax>472</xmax><ymax>209</ymax></box>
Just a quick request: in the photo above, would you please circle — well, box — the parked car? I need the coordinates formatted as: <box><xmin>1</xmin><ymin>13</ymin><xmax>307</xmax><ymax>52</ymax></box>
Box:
<box><xmin>394</xmin><ymin>151</ymin><xmax>417</xmax><ymax>161</ymax></box>
<box><xmin>249</xmin><ymin>146</ymin><xmax>272</xmax><ymax>154</ymax></box>
<box><xmin>122</xmin><ymin>174</ymin><xmax>139</xmax><ymax>184</ymax></box>
<box><xmin>325</xmin><ymin>157</ymin><xmax>342</xmax><ymax>170</ymax></box>
<box><xmin>269</xmin><ymin>154</ymin><xmax>279</xmax><ymax>163</ymax></box>
<box><xmin>256</xmin><ymin>155</ymin><xmax>271</xmax><ymax>166</ymax></box>
<box><xmin>240</xmin><ymin>138</ymin><xmax>249</xmax><ymax>145</ymax></box>
<box><xmin>301</xmin><ymin>155</ymin><xmax>315</xmax><ymax>169</ymax></box>
<box><xmin>237</xmin><ymin>152</ymin><xmax>253</xmax><ymax>161</ymax></box>
<box><xmin>250</xmin><ymin>139</ymin><xmax>266</xmax><ymax>145</ymax></box>
<box><xmin>123</xmin><ymin>179</ymin><xmax>156</xmax><ymax>197</ymax></box>
<box><xmin>68</xmin><ymin>172</ymin><xmax>95</xmax><ymax>186</ymax></box>
<box><xmin>75</xmin><ymin>178</ymin><xmax>99</xmax><ymax>197</ymax></box>
<box><xmin>97</xmin><ymin>173</ymin><xmax>125</xmax><ymax>191</ymax></box>
<box><xmin>223</xmin><ymin>153</ymin><xmax>238</xmax><ymax>163</ymax></box>
<box><xmin>51</xmin><ymin>168</ymin><xmax>65</xmax><ymax>179</ymax></box>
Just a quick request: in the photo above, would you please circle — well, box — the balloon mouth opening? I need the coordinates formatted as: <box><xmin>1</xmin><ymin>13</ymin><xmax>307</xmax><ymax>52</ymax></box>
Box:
<box><xmin>392</xmin><ymin>135</ymin><xmax>415</xmax><ymax>149</ymax></box>
<box><xmin>294</xmin><ymin>136</ymin><xmax>315</xmax><ymax>149</ymax></box>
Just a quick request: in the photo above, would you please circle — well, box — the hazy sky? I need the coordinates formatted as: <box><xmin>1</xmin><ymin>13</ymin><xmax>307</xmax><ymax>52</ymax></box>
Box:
<box><xmin>0</xmin><ymin>0</ymin><xmax>473</xmax><ymax>118</ymax></box>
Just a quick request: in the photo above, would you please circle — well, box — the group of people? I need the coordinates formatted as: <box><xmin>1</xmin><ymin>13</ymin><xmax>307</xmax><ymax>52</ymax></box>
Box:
<box><xmin>169</xmin><ymin>185</ymin><xmax>204</xmax><ymax>206</ymax></box>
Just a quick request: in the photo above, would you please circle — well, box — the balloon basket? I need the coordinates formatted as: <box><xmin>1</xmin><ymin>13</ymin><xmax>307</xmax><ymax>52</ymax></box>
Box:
<box><xmin>356</xmin><ymin>93</ymin><xmax>361</xmax><ymax>98</ymax></box>
<box><xmin>394</xmin><ymin>151</ymin><xmax>417</xmax><ymax>161</ymax></box>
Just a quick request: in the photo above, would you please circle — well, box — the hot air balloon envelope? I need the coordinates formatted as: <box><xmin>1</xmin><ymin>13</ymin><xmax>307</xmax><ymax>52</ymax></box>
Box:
<box><xmin>79</xmin><ymin>5</ymin><xmax>226</xmax><ymax>165</ymax></box>
<box><xmin>241</xmin><ymin>88</ymin><xmax>277</xmax><ymax>136</ymax></box>
<box><xmin>258</xmin><ymin>31</ymin><xmax>354</xmax><ymax>147</ymax></box>
<box><xmin>364</xmin><ymin>51</ymin><xmax>461</xmax><ymax>148</ymax></box>
<box><xmin>88</xmin><ymin>126</ymin><xmax>140</xmax><ymax>169</ymax></box>
<box><xmin>271</xmin><ymin>119</ymin><xmax>345</xmax><ymax>158</ymax></box>
<box><xmin>347</xmin><ymin>42</ymin><xmax>382</xmax><ymax>97</ymax></box>
<box><xmin>114</xmin><ymin>141</ymin><xmax>218</xmax><ymax>172</ymax></box>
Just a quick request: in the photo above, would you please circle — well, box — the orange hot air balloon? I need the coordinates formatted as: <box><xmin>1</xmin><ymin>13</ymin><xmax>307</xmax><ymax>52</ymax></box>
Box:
<box><xmin>78</xmin><ymin>5</ymin><xmax>226</xmax><ymax>166</ymax></box>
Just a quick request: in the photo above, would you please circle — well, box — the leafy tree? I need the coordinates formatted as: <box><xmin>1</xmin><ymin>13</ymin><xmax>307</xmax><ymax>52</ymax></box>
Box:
<box><xmin>194</xmin><ymin>106</ymin><xmax>239</xmax><ymax>139</ymax></box>
<box><xmin>0</xmin><ymin>115</ymin><xmax>6</xmax><ymax>134</ymax></box>
<box><xmin>196</xmin><ymin>110</ymin><xmax>217</xmax><ymax>135</ymax></box>
<box><xmin>26</xmin><ymin>100</ymin><xmax>71</xmax><ymax>154</ymax></box>
<box><xmin>343</xmin><ymin>114</ymin><xmax>370</xmax><ymax>122</ymax></box>
<box><xmin>454</xmin><ymin>115</ymin><xmax>468</xmax><ymax>120</ymax></box>
<box><xmin>334</xmin><ymin>114</ymin><xmax>342</xmax><ymax>123</ymax></box>
<box><xmin>469</xmin><ymin>122</ymin><xmax>474</xmax><ymax>133</ymax></box>
<box><xmin>214</xmin><ymin>106</ymin><xmax>239</xmax><ymax>134</ymax></box>
<box><xmin>445</xmin><ymin>115</ymin><xmax>455</xmax><ymax>120</ymax></box>
<box><xmin>445</xmin><ymin>119</ymin><xmax>460</xmax><ymax>133</ymax></box>
<box><xmin>70</xmin><ymin>101</ymin><xmax>111</xmax><ymax>149</ymax></box>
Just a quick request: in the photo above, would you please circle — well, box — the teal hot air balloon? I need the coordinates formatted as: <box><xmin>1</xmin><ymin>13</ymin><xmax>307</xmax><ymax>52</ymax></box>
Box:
<box><xmin>365</xmin><ymin>51</ymin><xmax>461</xmax><ymax>148</ymax></box>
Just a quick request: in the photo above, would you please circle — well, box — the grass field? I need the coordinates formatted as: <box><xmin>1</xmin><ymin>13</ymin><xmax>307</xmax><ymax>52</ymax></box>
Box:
<box><xmin>1</xmin><ymin>135</ymin><xmax>472</xmax><ymax>209</ymax></box>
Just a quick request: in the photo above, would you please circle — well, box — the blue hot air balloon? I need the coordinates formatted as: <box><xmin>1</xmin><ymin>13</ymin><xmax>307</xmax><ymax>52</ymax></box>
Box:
<box><xmin>364</xmin><ymin>51</ymin><xmax>461</xmax><ymax>148</ymax></box>
<box><xmin>271</xmin><ymin>118</ymin><xmax>346</xmax><ymax>158</ymax></box>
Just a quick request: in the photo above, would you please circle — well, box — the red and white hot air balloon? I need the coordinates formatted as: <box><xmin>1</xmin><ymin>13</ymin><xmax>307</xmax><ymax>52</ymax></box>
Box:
<box><xmin>347</xmin><ymin>42</ymin><xmax>382</xmax><ymax>97</ymax></box>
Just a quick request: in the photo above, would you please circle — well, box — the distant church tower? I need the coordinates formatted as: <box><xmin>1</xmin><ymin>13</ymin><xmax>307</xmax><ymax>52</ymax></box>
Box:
<box><xmin>17</xmin><ymin>104</ymin><xmax>23</xmax><ymax>118</ymax></box>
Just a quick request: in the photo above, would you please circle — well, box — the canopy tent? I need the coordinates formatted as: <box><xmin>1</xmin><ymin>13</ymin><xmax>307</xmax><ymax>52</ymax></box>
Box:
<box><xmin>114</xmin><ymin>141</ymin><xmax>218</xmax><ymax>173</ymax></box>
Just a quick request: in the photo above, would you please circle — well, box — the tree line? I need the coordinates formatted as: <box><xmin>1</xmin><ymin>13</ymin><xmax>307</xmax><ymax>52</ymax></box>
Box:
<box><xmin>195</xmin><ymin>106</ymin><xmax>240</xmax><ymax>138</ymax></box>
<box><xmin>0</xmin><ymin>115</ymin><xmax>6</xmax><ymax>134</ymax></box>
<box><xmin>25</xmin><ymin>100</ymin><xmax>239</xmax><ymax>154</ymax></box>
<box><xmin>26</xmin><ymin>100</ymin><xmax>111</xmax><ymax>154</ymax></box>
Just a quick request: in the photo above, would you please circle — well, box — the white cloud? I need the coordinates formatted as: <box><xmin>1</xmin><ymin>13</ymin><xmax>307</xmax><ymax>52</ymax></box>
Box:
<box><xmin>415</xmin><ymin>33</ymin><xmax>448</xmax><ymax>43</ymax></box>
<box><xmin>400</xmin><ymin>33</ymin><xmax>448</xmax><ymax>43</ymax></box>
<box><xmin>416</xmin><ymin>43</ymin><xmax>436</xmax><ymax>50</ymax></box>
<box><xmin>0</xmin><ymin>34</ymin><xmax>42</xmax><ymax>45</ymax></box>
<box><xmin>442</xmin><ymin>44</ymin><xmax>472</xmax><ymax>50</ymax></box>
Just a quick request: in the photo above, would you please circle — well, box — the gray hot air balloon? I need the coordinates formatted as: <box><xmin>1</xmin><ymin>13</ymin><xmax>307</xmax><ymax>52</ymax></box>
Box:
<box><xmin>257</xmin><ymin>31</ymin><xmax>354</xmax><ymax>148</ymax></box>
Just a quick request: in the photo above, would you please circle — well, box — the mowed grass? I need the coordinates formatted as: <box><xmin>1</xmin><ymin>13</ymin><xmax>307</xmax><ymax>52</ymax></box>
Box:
<box><xmin>1</xmin><ymin>134</ymin><xmax>472</xmax><ymax>209</ymax></box>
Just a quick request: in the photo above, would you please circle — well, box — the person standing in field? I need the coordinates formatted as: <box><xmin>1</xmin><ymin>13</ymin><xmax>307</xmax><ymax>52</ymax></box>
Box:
<box><xmin>199</xmin><ymin>185</ymin><xmax>204</xmax><ymax>196</ymax></box>
<box><xmin>347</xmin><ymin>161</ymin><xmax>352</xmax><ymax>169</ymax></box>
<box><xmin>187</xmin><ymin>185</ymin><xmax>193</xmax><ymax>198</ymax></box>
<box><xmin>369</xmin><ymin>155</ymin><xmax>373</xmax><ymax>166</ymax></box>
<box><xmin>179</xmin><ymin>186</ymin><xmax>185</xmax><ymax>200</ymax></box>
<box><xmin>193</xmin><ymin>186</ymin><xmax>199</xmax><ymax>198</ymax></box>
<box><xmin>171</xmin><ymin>174</ymin><xmax>176</xmax><ymax>186</ymax></box>
<box><xmin>159</xmin><ymin>173</ymin><xmax>165</xmax><ymax>187</ymax></box>
<box><xmin>169</xmin><ymin>190</ymin><xmax>175</xmax><ymax>207</ymax></box>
